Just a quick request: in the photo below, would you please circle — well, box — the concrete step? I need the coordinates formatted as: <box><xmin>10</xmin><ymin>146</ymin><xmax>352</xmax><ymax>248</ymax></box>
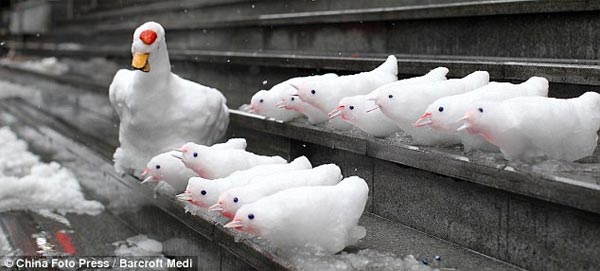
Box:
<box><xmin>4</xmin><ymin>47</ymin><xmax>600</xmax><ymax>113</ymax></box>
<box><xmin>0</xmin><ymin>96</ymin><xmax>524</xmax><ymax>271</ymax></box>
<box><xmin>70</xmin><ymin>0</ymin><xmax>167</xmax><ymax>17</ymax></box>
<box><xmin>59</xmin><ymin>0</ymin><xmax>600</xmax><ymax>30</ymax></box>
<box><xmin>31</xmin><ymin>0</ymin><xmax>600</xmax><ymax>61</ymax></box>
<box><xmin>1</xmin><ymin>60</ymin><xmax>599</xmax><ymax>271</ymax></box>
<box><xmin>66</xmin><ymin>0</ymin><xmax>254</xmax><ymax>23</ymax></box>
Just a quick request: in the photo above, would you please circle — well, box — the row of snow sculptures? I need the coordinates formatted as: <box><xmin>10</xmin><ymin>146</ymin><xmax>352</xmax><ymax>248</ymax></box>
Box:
<box><xmin>109</xmin><ymin>22</ymin><xmax>229</xmax><ymax>175</ymax></box>
<box><xmin>141</xmin><ymin>139</ymin><xmax>368</xmax><ymax>254</ymax></box>
<box><xmin>109</xmin><ymin>22</ymin><xmax>368</xmax><ymax>254</ymax></box>
<box><xmin>249</xmin><ymin>56</ymin><xmax>600</xmax><ymax>162</ymax></box>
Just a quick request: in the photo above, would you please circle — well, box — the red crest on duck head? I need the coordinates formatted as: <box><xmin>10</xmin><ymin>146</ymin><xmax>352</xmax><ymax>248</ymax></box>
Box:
<box><xmin>140</xmin><ymin>30</ymin><xmax>158</xmax><ymax>45</ymax></box>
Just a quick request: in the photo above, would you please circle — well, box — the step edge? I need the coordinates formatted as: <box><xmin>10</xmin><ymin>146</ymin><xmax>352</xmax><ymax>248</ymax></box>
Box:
<box><xmin>7</xmin><ymin>44</ymin><xmax>600</xmax><ymax>86</ymax></box>
<box><xmin>52</xmin><ymin>0</ymin><xmax>600</xmax><ymax>32</ymax></box>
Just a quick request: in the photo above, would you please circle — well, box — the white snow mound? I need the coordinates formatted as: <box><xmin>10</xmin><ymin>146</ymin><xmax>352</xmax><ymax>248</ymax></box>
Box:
<box><xmin>0</xmin><ymin>127</ymin><xmax>104</xmax><ymax>216</ymax></box>
<box><xmin>113</xmin><ymin>235</ymin><xmax>163</xmax><ymax>257</ymax></box>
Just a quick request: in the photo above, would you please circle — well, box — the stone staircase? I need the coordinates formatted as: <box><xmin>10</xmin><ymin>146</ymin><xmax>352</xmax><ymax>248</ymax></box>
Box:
<box><xmin>2</xmin><ymin>1</ymin><xmax>600</xmax><ymax>270</ymax></box>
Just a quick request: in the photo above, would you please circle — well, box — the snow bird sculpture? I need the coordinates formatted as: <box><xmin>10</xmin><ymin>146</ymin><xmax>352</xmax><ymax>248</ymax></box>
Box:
<box><xmin>141</xmin><ymin>138</ymin><xmax>246</xmax><ymax>191</ymax></box>
<box><xmin>177</xmin><ymin>156</ymin><xmax>312</xmax><ymax>208</ymax></box>
<box><xmin>458</xmin><ymin>92</ymin><xmax>600</xmax><ymax>162</ymax></box>
<box><xmin>173</xmin><ymin>141</ymin><xmax>286</xmax><ymax>179</ymax></box>
<box><xmin>109</xmin><ymin>22</ymin><xmax>229</xmax><ymax>175</ymax></box>
<box><xmin>212</xmin><ymin>164</ymin><xmax>342</xmax><ymax>218</ymax></box>
<box><xmin>224</xmin><ymin>176</ymin><xmax>369</xmax><ymax>254</ymax></box>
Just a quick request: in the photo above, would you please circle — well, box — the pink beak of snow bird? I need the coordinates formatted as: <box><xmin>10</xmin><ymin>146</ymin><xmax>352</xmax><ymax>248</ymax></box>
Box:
<box><xmin>414</xmin><ymin>112</ymin><xmax>433</xmax><ymax>127</ymax></box>
<box><xmin>456</xmin><ymin>108</ymin><xmax>480</xmax><ymax>133</ymax></box>
<box><xmin>224</xmin><ymin>219</ymin><xmax>243</xmax><ymax>229</ymax></box>
<box><xmin>456</xmin><ymin>114</ymin><xmax>471</xmax><ymax>132</ymax></box>
<box><xmin>328</xmin><ymin>105</ymin><xmax>345</xmax><ymax>119</ymax></box>
<box><xmin>275</xmin><ymin>100</ymin><xmax>287</xmax><ymax>109</ymax></box>
<box><xmin>140</xmin><ymin>168</ymin><xmax>154</xmax><ymax>183</ymax></box>
<box><xmin>176</xmin><ymin>191</ymin><xmax>192</xmax><ymax>202</ymax></box>
<box><xmin>208</xmin><ymin>202</ymin><xmax>223</xmax><ymax>212</ymax></box>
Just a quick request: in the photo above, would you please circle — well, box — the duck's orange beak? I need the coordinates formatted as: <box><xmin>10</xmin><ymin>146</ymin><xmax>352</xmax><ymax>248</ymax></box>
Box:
<box><xmin>132</xmin><ymin>53</ymin><xmax>150</xmax><ymax>72</ymax></box>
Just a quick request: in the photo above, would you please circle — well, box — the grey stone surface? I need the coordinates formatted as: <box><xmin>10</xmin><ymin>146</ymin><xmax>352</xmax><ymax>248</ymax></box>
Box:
<box><xmin>373</xmin><ymin>160</ymin><xmax>507</xmax><ymax>260</ymax></box>
<box><xmin>23</xmin><ymin>1</ymin><xmax>600</xmax><ymax>62</ymax></box>
<box><xmin>12</xmin><ymin>45</ymin><xmax>600</xmax><ymax>89</ymax></box>
<box><xmin>506</xmin><ymin>196</ymin><xmax>600</xmax><ymax>271</ymax></box>
<box><xmin>372</xmin><ymin>159</ymin><xmax>600</xmax><ymax>271</ymax></box>
<box><xmin>357</xmin><ymin>214</ymin><xmax>522</xmax><ymax>271</ymax></box>
<box><xmin>220</xmin><ymin>248</ymin><xmax>257</xmax><ymax>271</ymax></box>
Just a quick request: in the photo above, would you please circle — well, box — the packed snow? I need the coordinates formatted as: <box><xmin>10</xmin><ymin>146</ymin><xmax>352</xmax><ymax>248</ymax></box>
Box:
<box><xmin>113</xmin><ymin>235</ymin><xmax>163</xmax><ymax>257</ymax></box>
<box><xmin>0</xmin><ymin>80</ymin><xmax>41</xmax><ymax>100</ymax></box>
<box><xmin>0</xmin><ymin>57</ymin><xmax>68</xmax><ymax>76</ymax></box>
<box><xmin>113</xmin><ymin>235</ymin><xmax>170</xmax><ymax>271</ymax></box>
<box><xmin>287</xmin><ymin>248</ymin><xmax>433</xmax><ymax>271</ymax></box>
<box><xmin>0</xmin><ymin>127</ymin><xmax>104</xmax><ymax>216</ymax></box>
<box><xmin>0</xmin><ymin>228</ymin><xmax>13</xmax><ymax>257</ymax></box>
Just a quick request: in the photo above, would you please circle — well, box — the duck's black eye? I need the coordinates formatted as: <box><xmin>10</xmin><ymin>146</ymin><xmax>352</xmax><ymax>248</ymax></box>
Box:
<box><xmin>311</xmin><ymin>90</ymin><xmax>316</xmax><ymax>95</ymax></box>
<box><xmin>259</xmin><ymin>99</ymin><xmax>264</xmax><ymax>103</ymax></box>
<box><xmin>438</xmin><ymin>107</ymin><xmax>444</xmax><ymax>112</ymax></box>
<box><xmin>388</xmin><ymin>94</ymin><xmax>393</xmax><ymax>99</ymax></box>
<box><xmin>478</xmin><ymin>108</ymin><xmax>484</xmax><ymax>113</ymax></box>
<box><xmin>193</xmin><ymin>152</ymin><xmax>198</xmax><ymax>157</ymax></box>
<box><xmin>200</xmin><ymin>190</ymin><xmax>206</xmax><ymax>195</ymax></box>
<box><xmin>155</xmin><ymin>165</ymin><xmax>160</xmax><ymax>169</ymax></box>
<box><xmin>248</xmin><ymin>213</ymin><xmax>255</xmax><ymax>220</ymax></box>
<box><xmin>349</xmin><ymin>105</ymin><xmax>354</xmax><ymax>110</ymax></box>
<box><xmin>291</xmin><ymin>97</ymin><xmax>295</xmax><ymax>101</ymax></box>
<box><xmin>233</xmin><ymin>197</ymin><xmax>238</xmax><ymax>203</ymax></box>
